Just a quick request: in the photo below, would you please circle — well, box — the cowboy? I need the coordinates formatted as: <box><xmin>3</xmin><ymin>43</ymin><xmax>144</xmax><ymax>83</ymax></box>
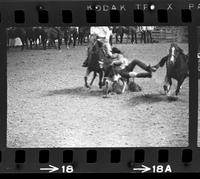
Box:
<box><xmin>108</xmin><ymin>47</ymin><xmax>157</xmax><ymax>81</ymax></box>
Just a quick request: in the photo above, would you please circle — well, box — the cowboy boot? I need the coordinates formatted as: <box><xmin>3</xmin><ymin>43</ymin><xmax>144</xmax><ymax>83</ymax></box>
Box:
<box><xmin>147</xmin><ymin>64</ymin><xmax>157</xmax><ymax>72</ymax></box>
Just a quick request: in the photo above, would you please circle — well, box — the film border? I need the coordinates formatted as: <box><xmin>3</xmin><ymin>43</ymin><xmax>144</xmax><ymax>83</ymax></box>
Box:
<box><xmin>0</xmin><ymin>0</ymin><xmax>199</xmax><ymax>173</ymax></box>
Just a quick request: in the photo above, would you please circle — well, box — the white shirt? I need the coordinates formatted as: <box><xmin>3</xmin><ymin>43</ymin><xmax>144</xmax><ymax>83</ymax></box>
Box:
<box><xmin>113</xmin><ymin>54</ymin><xmax>129</xmax><ymax>71</ymax></box>
<box><xmin>90</xmin><ymin>26</ymin><xmax>111</xmax><ymax>42</ymax></box>
<box><xmin>146</xmin><ymin>26</ymin><xmax>155</xmax><ymax>31</ymax></box>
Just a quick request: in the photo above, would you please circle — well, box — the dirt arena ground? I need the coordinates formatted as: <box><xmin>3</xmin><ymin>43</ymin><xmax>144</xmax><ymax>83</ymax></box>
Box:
<box><xmin>7</xmin><ymin>43</ymin><xmax>190</xmax><ymax>148</ymax></box>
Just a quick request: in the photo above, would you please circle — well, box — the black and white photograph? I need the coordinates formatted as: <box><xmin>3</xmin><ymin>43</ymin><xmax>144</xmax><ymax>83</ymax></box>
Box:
<box><xmin>197</xmin><ymin>27</ymin><xmax>200</xmax><ymax>147</ymax></box>
<box><xmin>7</xmin><ymin>26</ymin><xmax>189</xmax><ymax>148</ymax></box>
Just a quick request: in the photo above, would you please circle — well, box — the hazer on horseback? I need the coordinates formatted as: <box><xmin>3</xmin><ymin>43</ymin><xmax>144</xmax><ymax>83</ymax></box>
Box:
<box><xmin>82</xmin><ymin>26</ymin><xmax>114</xmax><ymax>89</ymax></box>
<box><xmin>82</xmin><ymin>26</ymin><xmax>113</xmax><ymax>68</ymax></box>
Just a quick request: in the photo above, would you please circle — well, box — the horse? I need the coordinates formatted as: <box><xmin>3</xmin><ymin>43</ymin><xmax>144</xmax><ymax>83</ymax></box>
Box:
<box><xmin>112</xmin><ymin>26</ymin><xmax>126</xmax><ymax>44</ymax></box>
<box><xmin>32</xmin><ymin>27</ymin><xmax>48</xmax><ymax>50</ymax></box>
<box><xmin>25</xmin><ymin>27</ymin><xmax>36</xmax><ymax>49</ymax></box>
<box><xmin>138</xmin><ymin>26</ymin><xmax>154</xmax><ymax>44</ymax></box>
<box><xmin>146</xmin><ymin>26</ymin><xmax>154</xmax><ymax>43</ymax></box>
<box><xmin>46</xmin><ymin>27</ymin><xmax>64</xmax><ymax>50</ymax></box>
<box><xmin>154</xmin><ymin>43</ymin><xmax>189</xmax><ymax>96</ymax></box>
<box><xmin>62</xmin><ymin>27</ymin><xmax>79</xmax><ymax>48</ymax></box>
<box><xmin>78</xmin><ymin>27</ymin><xmax>90</xmax><ymax>45</ymax></box>
<box><xmin>68</xmin><ymin>27</ymin><xmax>79</xmax><ymax>47</ymax></box>
<box><xmin>112</xmin><ymin>26</ymin><xmax>137</xmax><ymax>44</ymax></box>
<box><xmin>127</xmin><ymin>26</ymin><xmax>138</xmax><ymax>44</ymax></box>
<box><xmin>61</xmin><ymin>27</ymin><xmax>71</xmax><ymax>48</ymax></box>
<box><xmin>112</xmin><ymin>26</ymin><xmax>137</xmax><ymax>43</ymax></box>
<box><xmin>84</xmin><ymin>40</ymin><xmax>105</xmax><ymax>89</ymax></box>
<box><xmin>7</xmin><ymin>27</ymin><xmax>28</xmax><ymax>50</ymax></box>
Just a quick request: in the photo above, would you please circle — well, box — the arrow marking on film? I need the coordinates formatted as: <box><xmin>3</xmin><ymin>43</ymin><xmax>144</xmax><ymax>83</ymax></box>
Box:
<box><xmin>40</xmin><ymin>165</ymin><xmax>59</xmax><ymax>173</ymax></box>
<box><xmin>133</xmin><ymin>165</ymin><xmax>151</xmax><ymax>173</ymax></box>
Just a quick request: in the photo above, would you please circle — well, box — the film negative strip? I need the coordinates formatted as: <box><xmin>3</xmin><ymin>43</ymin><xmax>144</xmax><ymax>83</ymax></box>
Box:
<box><xmin>0</xmin><ymin>0</ymin><xmax>200</xmax><ymax>174</ymax></box>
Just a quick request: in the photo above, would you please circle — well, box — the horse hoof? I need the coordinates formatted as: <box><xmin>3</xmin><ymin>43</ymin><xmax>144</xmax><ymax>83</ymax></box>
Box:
<box><xmin>85</xmin><ymin>84</ymin><xmax>90</xmax><ymax>88</ymax></box>
<box><xmin>166</xmin><ymin>92</ymin><xmax>171</xmax><ymax>97</ymax></box>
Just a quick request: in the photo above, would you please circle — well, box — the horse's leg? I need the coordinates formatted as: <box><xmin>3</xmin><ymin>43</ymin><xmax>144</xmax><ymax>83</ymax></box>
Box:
<box><xmin>84</xmin><ymin>68</ymin><xmax>91</xmax><ymax>88</ymax></box>
<box><xmin>103</xmin><ymin>79</ymin><xmax>110</xmax><ymax>98</ymax></box>
<box><xmin>43</xmin><ymin>39</ymin><xmax>47</xmax><ymax>50</ymax></box>
<box><xmin>167</xmin><ymin>78</ymin><xmax>172</xmax><ymax>96</ymax></box>
<box><xmin>120</xmin><ymin>33</ymin><xmax>123</xmax><ymax>44</ymax></box>
<box><xmin>126</xmin><ymin>34</ymin><xmax>129</xmax><ymax>44</ymax></box>
<box><xmin>134</xmin><ymin>32</ymin><xmax>137</xmax><ymax>44</ymax></box>
<box><xmin>21</xmin><ymin>44</ymin><xmax>24</xmax><ymax>51</ymax></box>
<box><xmin>130</xmin><ymin>32</ymin><xmax>133</xmax><ymax>44</ymax></box>
<box><xmin>144</xmin><ymin>31</ymin><xmax>146</xmax><ymax>43</ymax></box>
<box><xmin>35</xmin><ymin>39</ymin><xmax>38</xmax><ymax>49</ymax></box>
<box><xmin>64</xmin><ymin>37</ymin><xmax>67</xmax><ymax>46</ymax></box>
<box><xmin>175</xmin><ymin>77</ymin><xmax>185</xmax><ymax>96</ymax></box>
<box><xmin>121</xmin><ymin>80</ymin><xmax>127</xmax><ymax>93</ymax></box>
<box><xmin>150</xmin><ymin>31</ymin><xmax>153</xmax><ymax>43</ymax></box>
<box><xmin>54</xmin><ymin>40</ymin><xmax>57</xmax><ymax>49</ymax></box>
<box><xmin>98</xmin><ymin>71</ymin><xmax>104</xmax><ymax>89</ymax></box>
<box><xmin>140</xmin><ymin>32</ymin><xmax>143</xmax><ymax>43</ymax></box>
<box><xmin>163</xmin><ymin>76</ymin><xmax>172</xmax><ymax>96</ymax></box>
<box><xmin>58</xmin><ymin>39</ymin><xmax>62</xmax><ymax>50</ymax></box>
<box><xmin>90</xmin><ymin>72</ymin><xmax>97</xmax><ymax>87</ymax></box>
<box><xmin>146</xmin><ymin>31</ymin><xmax>149</xmax><ymax>43</ymax></box>
<box><xmin>21</xmin><ymin>40</ymin><xmax>24</xmax><ymax>51</ymax></box>
<box><xmin>65</xmin><ymin>37</ymin><xmax>69</xmax><ymax>49</ymax></box>
<box><xmin>109</xmin><ymin>35</ymin><xmax>112</xmax><ymax>46</ymax></box>
<box><xmin>73</xmin><ymin>35</ymin><xmax>77</xmax><ymax>47</ymax></box>
<box><xmin>163</xmin><ymin>75</ymin><xmax>169</xmax><ymax>93</ymax></box>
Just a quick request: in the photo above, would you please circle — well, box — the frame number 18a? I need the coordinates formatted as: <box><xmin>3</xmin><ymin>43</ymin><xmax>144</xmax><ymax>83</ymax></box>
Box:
<box><xmin>152</xmin><ymin>165</ymin><xmax>172</xmax><ymax>173</ymax></box>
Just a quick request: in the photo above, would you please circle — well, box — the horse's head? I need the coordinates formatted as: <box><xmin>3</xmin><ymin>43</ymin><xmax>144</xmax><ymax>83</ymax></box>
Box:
<box><xmin>168</xmin><ymin>43</ymin><xmax>183</xmax><ymax>64</ymax></box>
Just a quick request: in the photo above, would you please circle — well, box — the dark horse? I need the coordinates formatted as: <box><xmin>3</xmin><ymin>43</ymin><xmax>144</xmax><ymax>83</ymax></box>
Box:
<box><xmin>78</xmin><ymin>27</ymin><xmax>90</xmax><ymax>45</ymax></box>
<box><xmin>24</xmin><ymin>27</ymin><xmax>48</xmax><ymax>50</ymax></box>
<box><xmin>153</xmin><ymin>43</ymin><xmax>189</xmax><ymax>96</ymax></box>
<box><xmin>46</xmin><ymin>27</ymin><xmax>64</xmax><ymax>50</ymax></box>
<box><xmin>7</xmin><ymin>27</ymin><xmax>28</xmax><ymax>50</ymax></box>
<box><xmin>84</xmin><ymin>40</ymin><xmax>106</xmax><ymax>89</ymax></box>
<box><xmin>61</xmin><ymin>27</ymin><xmax>79</xmax><ymax>48</ymax></box>
<box><xmin>113</xmin><ymin>26</ymin><xmax>137</xmax><ymax>44</ymax></box>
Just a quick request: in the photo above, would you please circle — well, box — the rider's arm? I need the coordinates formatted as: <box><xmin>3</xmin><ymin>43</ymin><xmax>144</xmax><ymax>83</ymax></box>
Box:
<box><xmin>111</xmin><ymin>54</ymin><xmax>124</xmax><ymax>65</ymax></box>
<box><xmin>111</xmin><ymin>53</ymin><xmax>119</xmax><ymax>59</ymax></box>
